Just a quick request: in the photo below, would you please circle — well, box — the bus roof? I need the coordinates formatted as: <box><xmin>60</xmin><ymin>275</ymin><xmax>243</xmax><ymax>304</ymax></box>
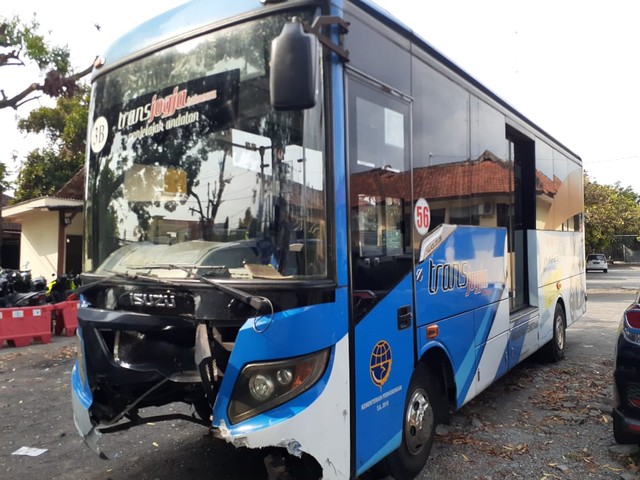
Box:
<box><xmin>99</xmin><ymin>0</ymin><xmax>266</xmax><ymax>73</ymax></box>
<box><xmin>351</xmin><ymin>0</ymin><xmax>581</xmax><ymax>161</ymax></box>
<box><xmin>97</xmin><ymin>0</ymin><xmax>580</xmax><ymax>161</ymax></box>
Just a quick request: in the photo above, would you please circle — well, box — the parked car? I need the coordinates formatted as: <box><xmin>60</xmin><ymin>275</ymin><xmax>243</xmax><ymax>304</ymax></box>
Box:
<box><xmin>613</xmin><ymin>288</ymin><xmax>640</xmax><ymax>444</ymax></box>
<box><xmin>586</xmin><ymin>253</ymin><xmax>608</xmax><ymax>273</ymax></box>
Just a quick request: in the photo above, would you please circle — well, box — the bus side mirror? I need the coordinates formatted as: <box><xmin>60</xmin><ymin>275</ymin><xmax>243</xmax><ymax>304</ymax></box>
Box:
<box><xmin>270</xmin><ymin>20</ymin><xmax>318</xmax><ymax>110</ymax></box>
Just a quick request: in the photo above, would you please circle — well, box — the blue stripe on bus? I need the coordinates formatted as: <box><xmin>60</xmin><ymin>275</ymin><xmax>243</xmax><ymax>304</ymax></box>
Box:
<box><xmin>353</xmin><ymin>270</ymin><xmax>415</xmax><ymax>472</ymax></box>
<box><xmin>71</xmin><ymin>326</ymin><xmax>93</xmax><ymax>409</ymax></box>
<box><xmin>355</xmin><ymin>226</ymin><xmax>508</xmax><ymax>467</ymax></box>
<box><xmin>71</xmin><ymin>362</ymin><xmax>93</xmax><ymax>409</ymax></box>
<box><xmin>331</xmin><ymin>36</ymin><xmax>349</xmax><ymax>289</ymax></box>
<box><xmin>415</xmin><ymin>227</ymin><xmax>507</xmax><ymax>405</ymax></box>
<box><xmin>356</xmin><ymin>431</ymin><xmax>401</xmax><ymax>476</ymax></box>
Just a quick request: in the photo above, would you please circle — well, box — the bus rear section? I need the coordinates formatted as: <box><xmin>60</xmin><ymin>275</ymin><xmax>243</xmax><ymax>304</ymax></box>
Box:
<box><xmin>343</xmin><ymin>0</ymin><xmax>585</xmax><ymax>476</ymax></box>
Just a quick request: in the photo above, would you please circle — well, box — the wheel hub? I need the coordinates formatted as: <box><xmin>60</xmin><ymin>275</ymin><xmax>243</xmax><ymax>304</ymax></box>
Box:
<box><xmin>555</xmin><ymin>314</ymin><xmax>565</xmax><ymax>350</ymax></box>
<box><xmin>404</xmin><ymin>387</ymin><xmax>433</xmax><ymax>455</ymax></box>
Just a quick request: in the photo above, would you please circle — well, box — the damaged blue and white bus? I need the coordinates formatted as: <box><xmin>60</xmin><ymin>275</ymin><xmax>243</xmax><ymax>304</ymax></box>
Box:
<box><xmin>71</xmin><ymin>0</ymin><xmax>587</xmax><ymax>478</ymax></box>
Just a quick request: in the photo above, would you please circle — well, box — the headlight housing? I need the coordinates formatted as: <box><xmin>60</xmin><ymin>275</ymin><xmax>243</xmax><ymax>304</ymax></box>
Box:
<box><xmin>228</xmin><ymin>348</ymin><xmax>330</xmax><ymax>424</ymax></box>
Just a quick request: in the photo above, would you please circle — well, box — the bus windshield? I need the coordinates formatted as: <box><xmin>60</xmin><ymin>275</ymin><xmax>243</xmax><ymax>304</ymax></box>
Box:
<box><xmin>86</xmin><ymin>12</ymin><xmax>326</xmax><ymax>281</ymax></box>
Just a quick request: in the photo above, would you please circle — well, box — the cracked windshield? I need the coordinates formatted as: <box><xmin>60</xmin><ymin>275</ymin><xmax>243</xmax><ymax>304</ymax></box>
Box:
<box><xmin>86</xmin><ymin>13</ymin><xmax>326</xmax><ymax>280</ymax></box>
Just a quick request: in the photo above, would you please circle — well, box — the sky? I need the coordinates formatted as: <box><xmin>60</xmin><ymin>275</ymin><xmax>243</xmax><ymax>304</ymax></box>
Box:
<box><xmin>2</xmin><ymin>0</ymin><xmax>640</xmax><ymax>194</ymax></box>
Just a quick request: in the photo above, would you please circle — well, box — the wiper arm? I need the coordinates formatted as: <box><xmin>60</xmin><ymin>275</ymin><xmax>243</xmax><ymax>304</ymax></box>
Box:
<box><xmin>76</xmin><ymin>266</ymin><xmax>271</xmax><ymax>314</ymax></box>
<box><xmin>134</xmin><ymin>264</ymin><xmax>230</xmax><ymax>278</ymax></box>
<box><xmin>119</xmin><ymin>270</ymin><xmax>183</xmax><ymax>286</ymax></box>
<box><xmin>167</xmin><ymin>264</ymin><xmax>272</xmax><ymax>314</ymax></box>
<box><xmin>74</xmin><ymin>270</ymin><xmax>181</xmax><ymax>296</ymax></box>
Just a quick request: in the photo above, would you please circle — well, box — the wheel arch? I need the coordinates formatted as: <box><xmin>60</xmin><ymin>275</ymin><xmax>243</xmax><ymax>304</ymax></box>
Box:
<box><xmin>555</xmin><ymin>296</ymin><xmax>567</xmax><ymax>327</ymax></box>
<box><xmin>418</xmin><ymin>344</ymin><xmax>456</xmax><ymax>423</ymax></box>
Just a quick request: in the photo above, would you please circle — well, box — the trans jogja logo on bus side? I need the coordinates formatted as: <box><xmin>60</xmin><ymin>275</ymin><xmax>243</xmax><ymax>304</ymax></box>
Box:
<box><xmin>425</xmin><ymin>258</ymin><xmax>489</xmax><ymax>297</ymax></box>
<box><xmin>415</xmin><ymin>243</ymin><xmax>491</xmax><ymax>298</ymax></box>
<box><xmin>414</xmin><ymin>223</ymin><xmax>491</xmax><ymax>298</ymax></box>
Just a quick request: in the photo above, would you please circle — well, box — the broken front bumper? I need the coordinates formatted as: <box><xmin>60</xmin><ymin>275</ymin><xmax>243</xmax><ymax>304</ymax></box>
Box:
<box><xmin>71</xmin><ymin>359</ymin><xmax>103</xmax><ymax>456</ymax></box>
<box><xmin>70</xmin><ymin>293</ymin><xmax>352</xmax><ymax>479</ymax></box>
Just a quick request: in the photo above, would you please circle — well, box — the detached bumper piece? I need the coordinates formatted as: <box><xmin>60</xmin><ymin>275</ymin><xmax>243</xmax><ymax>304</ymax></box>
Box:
<box><xmin>72</xmin><ymin>384</ymin><xmax>105</xmax><ymax>458</ymax></box>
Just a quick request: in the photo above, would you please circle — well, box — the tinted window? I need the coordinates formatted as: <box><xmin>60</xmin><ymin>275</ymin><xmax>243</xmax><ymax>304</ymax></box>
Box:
<box><xmin>348</xmin><ymin>74</ymin><xmax>412</xmax><ymax>321</ymax></box>
<box><xmin>535</xmin><ymin>141</ymin><xmax>582</xmax><ymax>231</ymax></box>
<box><xmin>344</xmin><ymin>9</ymin><xmax>411</xmax><ymax>94</ymax></box>
<box><xmin>86</xmin><ymin>12</ymin><xmax>328</xmax><ymax>280</ymax></box>
<box><xmin>412</xmin><ymin>58</ymin><xmax>471</xmax><ymax>232</ymax></box>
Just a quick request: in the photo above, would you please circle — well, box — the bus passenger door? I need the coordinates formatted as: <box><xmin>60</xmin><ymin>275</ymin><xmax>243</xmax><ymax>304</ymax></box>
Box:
<box><xmin>346</xmin><ymin>72</ymin><xmax>415</xmax><ymax>474</ymax></box>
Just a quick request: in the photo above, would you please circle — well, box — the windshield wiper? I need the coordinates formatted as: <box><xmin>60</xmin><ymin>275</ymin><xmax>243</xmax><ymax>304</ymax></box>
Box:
<box><xmin>130</xmin><ymin>264</ymin><xmax>230</xmax><ymax>278</ymax></box>
<box><xmin>78</xmin><ymin>266</ymin><xmax>271</xmax><ymax>315</ymax></box>
<box><xmin>165</xmin><ymin>264</ymin><xmax>272</xmax><ymax>314</ymax></box>
<box><xmin>74</xmin><ymin>270</ymin><xmax>182</xmax><ymax>296</ymax></box>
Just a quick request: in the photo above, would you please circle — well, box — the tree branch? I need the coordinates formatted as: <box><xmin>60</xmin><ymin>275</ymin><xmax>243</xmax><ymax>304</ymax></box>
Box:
<box><xmin>0</xmin><ymin>59</ymin><xmax>94</xmax><ymax>110</ymax></box>
<box><xmin>68</xmin><ymin>61</ymin><xmax>94</xmax><ymax>83</ymax></box>
<box><xmin>15</xmin><ymin>94</ymin><xmax>43</xmax><ymax>109</ymax></box>
<box><xmin>0</xmin><ymin>50</ymin><xmax>25</xmax><ymax>67</ymax></box>
<box><xmin>0</xmin><ymin>82</ymin><xmax>42</xmax><ymax>110</ymax></box>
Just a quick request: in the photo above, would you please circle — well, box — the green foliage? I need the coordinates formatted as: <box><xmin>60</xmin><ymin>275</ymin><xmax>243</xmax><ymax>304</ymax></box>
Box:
<box><xmin>584</xmin><ymin>174</ymin><xmax>640</xmax><ymax>254</ymax></box>
<box><xmin>13</xmin><ymin>149</ymin><xmax>79</xmax><ymax>201</ymax></box>
<box><xmin>1</xmin><ymin>14</ymin><xmax>92</xmax><ymax>111</ymax></box>
<box><xmin>0</xmin><ymin>14</ymin><xmax>71</xmax><ymax>73</ymax></box>
<box><xmin>0</xmin><ymin>161</ymin><xmax>11</xmax><ymax>193</ymax></box>
<box><xmin>18</xmin><ymin>87</ymin><xmax>89</xmax><ymax>154</ymax></box>
<box><xmin>13</xmin><ymin>88</ymin><xmax>89</xmax><ymax>202</ymax></box>
<box><xmin>1</xmin><ymin>14</ymin><xmax>90</xmax><ymax>200</ymax></box>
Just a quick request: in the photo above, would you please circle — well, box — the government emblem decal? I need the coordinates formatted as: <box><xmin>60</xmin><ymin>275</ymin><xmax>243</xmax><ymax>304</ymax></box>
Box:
<box><xmin>369</xmin><ymin>340</ymin><xmax>392</xmax><ymax>387</ymax></box>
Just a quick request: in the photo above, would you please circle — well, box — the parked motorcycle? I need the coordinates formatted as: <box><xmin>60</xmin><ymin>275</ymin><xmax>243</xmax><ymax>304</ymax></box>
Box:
<box><xmin>0</xmin><ymin>268</ymin><xmax>48</xmax><ymax>308</ymax></box>
<box><xmin>46</xmin><ymin>273</ymin><xmax>79</xmax><ymax>304</ymax></box>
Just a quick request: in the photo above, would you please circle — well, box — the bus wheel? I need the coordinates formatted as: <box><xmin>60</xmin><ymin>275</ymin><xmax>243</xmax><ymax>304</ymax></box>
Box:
<box><xmin>543</xmin><ymin>304</ymin><xmax>566</xmax><ymax>363</ymax></box>
<box><xmin>383</xmin><ymin>368</ymin><xmax>439</xmax><ymax>480</ymax></box>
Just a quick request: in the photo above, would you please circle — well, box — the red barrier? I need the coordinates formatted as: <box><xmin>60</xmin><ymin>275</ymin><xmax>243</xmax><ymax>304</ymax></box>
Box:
<box><xmin>0</xmin><ymin>305</ymin><xmax>53</xmax><ymax>348</ymax></box>
<box><xmin>52</xmin><ymin>300</ymin><xmax>79</xmax><ymax>337</ymax></box>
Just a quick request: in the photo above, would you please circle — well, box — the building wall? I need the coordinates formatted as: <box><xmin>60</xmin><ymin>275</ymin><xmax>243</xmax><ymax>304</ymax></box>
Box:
<box><xmin>66</xmin><ymin>214</ymin><xmax>83</xmax><ymax>236</ymax></box>
<box><xmin>20</xmin><ymin>210</ymin><xmax>59</xmax><ymax>278</ymax></box>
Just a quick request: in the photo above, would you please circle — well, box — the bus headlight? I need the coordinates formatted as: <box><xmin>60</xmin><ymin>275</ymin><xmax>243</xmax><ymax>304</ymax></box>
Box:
<box><xmin>228</xmin><ymin>348</ymin><xmax>330</xmax><ymax>424</ymax></box>
<box><xmin>248</xmin><ymin>374</ymin><xmax>275</xmax><ymax>401</ymax></box>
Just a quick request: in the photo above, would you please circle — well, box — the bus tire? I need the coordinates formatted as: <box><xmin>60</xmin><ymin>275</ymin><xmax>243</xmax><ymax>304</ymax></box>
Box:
<box><xmin>382</xmin><ymin>367</ymin><xmax>440</xmax><ymax>480</ymax></box>
<box><xmin>543</xmin><ymin>303</ymin><xmax>566</xmax><ymax>363</ymax></box>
